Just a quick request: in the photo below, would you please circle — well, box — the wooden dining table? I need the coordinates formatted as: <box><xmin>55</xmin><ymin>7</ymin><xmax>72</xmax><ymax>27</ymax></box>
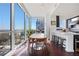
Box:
<box><xmin>28</xmin><ymin>33</ymin><xmax>47</xmax><ymax>55</ymax></box>
<box><xmin>29</xmin><ymin>33</ymin><xmax>47</xmax><ymax>44</ymax></box>
<box><xmin>30</xmin><ymin>33</ymin><xmax>46</xmax><ymax>39</ymax></box>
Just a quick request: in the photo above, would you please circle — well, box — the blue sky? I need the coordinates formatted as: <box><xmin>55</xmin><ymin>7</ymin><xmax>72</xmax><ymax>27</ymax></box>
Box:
<box><xmin>0</xmin><ymin>3</ymin><xmax>37</xmax><ymax>30</ymax></box>
<box><xmin>15</xmin><ymin>3</ymin><xmax>37</xmax><ymax>30</ymax></box>
<box><xmin>0</xmin><ymin>3</ymin><xmax>45</xmax><ymax>31</ymax></box>
<box><xmin>0</xmin><ymin>3</ymin><xmax>10</xmax><ymax>30</ymax></box>
<box><xmin>14</xmin><ymin>3</ymin><xmax>24</xmax><ymax>30</ymax></box>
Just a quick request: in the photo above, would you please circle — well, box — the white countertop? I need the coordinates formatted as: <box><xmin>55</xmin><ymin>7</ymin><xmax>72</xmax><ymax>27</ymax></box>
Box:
<box><xmin>53</xmin><ymin>30</ymin><xmax>71</xmax><ymax>39</ymax></box>
<box><xmin>52</xmin><ymin>30</ymin><xmax>79</xmax><ymax>41</ymax></box>
<box><xmin>52</xmin><ymin>30</ymin><xmax>75</xmax><ymax>52</ymax></box>
<box><xmin>53</xmin><ymin>30</ymin><xmax>79</xmax><ymax>35</ymax></box>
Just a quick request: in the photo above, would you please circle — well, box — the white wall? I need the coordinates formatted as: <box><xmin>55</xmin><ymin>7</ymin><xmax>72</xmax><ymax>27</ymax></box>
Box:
<box><xmin>44</xmin><ymin>16</ymin><xmax>51</xmax><ymax>39</ymax></box>
<box><xmin>45</xmin><ymin>16</ymin><xmax>56</xmax><ymax>41</ymax></box>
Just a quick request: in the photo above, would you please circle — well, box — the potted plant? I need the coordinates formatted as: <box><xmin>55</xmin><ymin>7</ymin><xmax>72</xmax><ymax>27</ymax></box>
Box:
<box><xmin>26</xmin><ymin>29</ymin><xmax>35</xmax><ymax>38</ymax></box>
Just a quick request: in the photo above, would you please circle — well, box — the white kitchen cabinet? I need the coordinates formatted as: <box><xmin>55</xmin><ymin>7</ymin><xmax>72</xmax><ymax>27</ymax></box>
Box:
<box><xmin>52</xmin><ymin>31</ymin><xmax>74</xmax><ymax>52</ymax></box>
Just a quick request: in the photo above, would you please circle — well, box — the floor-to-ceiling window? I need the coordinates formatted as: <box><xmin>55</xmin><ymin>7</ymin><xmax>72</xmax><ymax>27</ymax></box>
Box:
<box><xmin>30</xmin><ymin>17</ymin><xmax>44</xmax><ymax>35</ymax></box>
<box><xmin>0</xmin><ymin>3</ymin><xmax>11</xmax><ymax>56</ymax></box>
<box><xmin>31</xmin><ymin>17</ymin><xmax>37</xmax><ymax>34</ymax></box>
<box><xmin>0</xmin><ymin>3</ymin><xmax>29</xmax><ymax>55</ymax></box>
<box><xmin>25</xmin><ymin>15</ymin><xmax>29</xmax><ymax>38</ymax></box>
<box><xmin>14</xmin><ymin>4</ymin><xmax>25</xmax><ymax>45</ymax></box>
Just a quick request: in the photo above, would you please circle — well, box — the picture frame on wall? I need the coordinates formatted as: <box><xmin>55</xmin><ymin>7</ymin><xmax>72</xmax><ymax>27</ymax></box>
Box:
<box><xmin>51</xmin><ymin>21</ymin><xmax>56</xmax><ymax>25</ymax></box>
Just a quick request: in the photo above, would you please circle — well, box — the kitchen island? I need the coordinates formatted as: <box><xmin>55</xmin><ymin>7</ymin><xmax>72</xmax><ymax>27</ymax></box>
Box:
<box><xmin>52</xmin><ymin>30</ymin><xmax>79</xmax><ymax>52</ymax></box>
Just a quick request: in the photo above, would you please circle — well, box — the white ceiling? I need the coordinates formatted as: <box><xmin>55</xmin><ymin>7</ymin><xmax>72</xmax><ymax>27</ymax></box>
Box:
<box><xmin>23</xmin><ymin>3</ymin><xmax>59</xmax><ymax>17</ymax></box>
<box><xmin>23</xmin><ymin>3</ymin><xmax>79</xmax><ymax>19</ymax></box>
<box><xmin>52</xmin><ymin>3</ymin><xmax>79</xmax><ymax>19</ymax></box>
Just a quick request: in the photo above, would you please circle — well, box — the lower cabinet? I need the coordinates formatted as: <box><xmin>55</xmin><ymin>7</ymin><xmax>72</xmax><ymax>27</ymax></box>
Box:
<box><xmin>52</xmin><ymin>35</ymin><xmax>66</xmax><ymax>48</ymax></box>
<box><xmin>74</xmin><ymin>35</ymin><xmax>79</xmax><ymax>52</ymax></box>
<box><xmin>52</xmin><ymin>32</ymin><xmax>74</xmax><ymax>52</ymax></box>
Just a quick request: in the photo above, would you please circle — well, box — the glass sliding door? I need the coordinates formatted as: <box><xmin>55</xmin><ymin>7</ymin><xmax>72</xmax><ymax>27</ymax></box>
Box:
<box><xmin>14</xmin><ymin>3</ymin><xmax>25</xmax><ymax>45</ymax></box>
<box><xmin>0</xmin><ymin>3</ymin><xmax>11</xmax><ymax>55</ymax></box>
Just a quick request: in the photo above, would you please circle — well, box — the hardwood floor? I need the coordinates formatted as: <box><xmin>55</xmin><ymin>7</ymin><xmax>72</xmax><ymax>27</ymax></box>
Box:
<box><xmin>13</xmin><ymin>41</ymin><xmax>79</xmax><ymax>56</ymax></box>
<box><xmin>48</xmin><ymin>41</ymin><xmax>79</xmax><ymax>56</ymax></box>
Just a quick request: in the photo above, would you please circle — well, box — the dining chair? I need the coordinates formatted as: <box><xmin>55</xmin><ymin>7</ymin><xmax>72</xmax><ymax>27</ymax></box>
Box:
<box><xmin>28</xmin><ymin>37</ymin><xmax>47</xmax><ymax>56</ymax></box>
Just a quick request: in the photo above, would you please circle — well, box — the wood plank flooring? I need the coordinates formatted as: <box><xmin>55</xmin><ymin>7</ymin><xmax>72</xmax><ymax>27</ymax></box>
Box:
<box><xmin>13</xmin><ymin>41</ymin><xmax>79</xmax><ymax>56</ymax></box>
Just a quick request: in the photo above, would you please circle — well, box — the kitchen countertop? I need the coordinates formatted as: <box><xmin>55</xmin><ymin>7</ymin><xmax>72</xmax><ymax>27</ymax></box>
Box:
<box><xmin>52</xmin><ymin>30</ymin><xmax>79</xmax><ymax>40</ymax></box>
<box><xmin>52</xmin><ymin>30</ymin><xmax>75</xmax><ymax>52</ymax></box>
<box><xmin>53</xmin><ymin>30</ymin><xmax>79</xmax><ymax>35</ymax></box>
